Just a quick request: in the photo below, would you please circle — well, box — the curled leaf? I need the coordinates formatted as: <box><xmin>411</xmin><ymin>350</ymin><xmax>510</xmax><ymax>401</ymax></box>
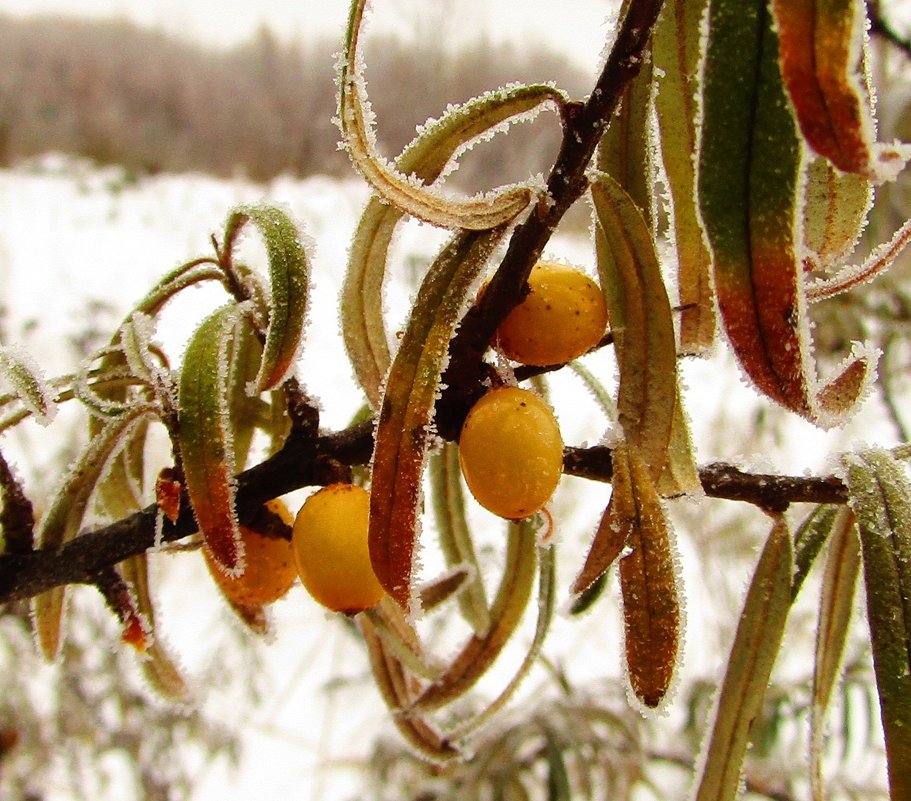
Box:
<box><xmin>178</xmin><ymin>304</ymin><xmax>246</xmax><ymax>577</ymax></box>
<box><xmin>368</xmin><ymin>228</ymin><xmax>505</xmax><ymax>609</ymax></box>
<box><xmin>223</xmin><ymin>205</ymin><xmax>311</xmax><ymax>393</ymax></box>
<box><xmin>338</xmin><ymin>0</ymin><xmax>536</xmax><ymax>230</ymax></box>
<box><xmin>343</xmin><ymin>82</ymin><xmax>566</xmax><ymax>408</ymax></box>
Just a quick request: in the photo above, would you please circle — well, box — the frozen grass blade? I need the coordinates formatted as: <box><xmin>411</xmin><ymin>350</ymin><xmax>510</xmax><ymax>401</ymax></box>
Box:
<box><xmin>369</xmin><ymin>228</ymin><xmax>505</xmax><ymax>609</ymax></box>
<box><xmin>223</xmin><ymin>205</ymin><xmax>311</xmax><ymax>393</ymax></box>
<box><xmin>810</xmin><ymin>508</ymin><xmax>860</xmax><ymax>801</ymax></box>
<box><xmin>178</xmin><ymin>304</ymin><xmax>246</xmax><ymax>577</ymax></box>
<box><xmin>411</xmin><ymin>519</ymin><xmax>538</xmax><ymax>712</ymax></box>
<box><xmin>31</xmin><ymin>405</ymin><xmax>156</xmax><ymax>660</ymax></box>
<box><xmin>773</xmin><ymin>0</ymin><xmax>910</xmax><ymax>182</ymax></box>
<box><xmin>843</xmin><ymin>448</ymin><xmax>911</xmax><ymax>798</ymax></box>
<box><xmin>699</xmin><ymin>0</ymin><xmax>876</xmax><ymax>428</ymax></box>
<box><xmin>339</xmin><ymin>0</ymin><xmax>536</xmax><ymax>230</ymax></box>
<box><xmin>691</xmin><ymin>516</ymin><xmax>793</xmax><ymax>801</ymax></box>
<box><xmin>429</xmin><ymin>442</ymin><xmax>491</xmax><ymax>636</ymax></box>
<box><xmin>653</xmin><ymin>0</ymin><xmax>716</xmax><ymax>355</ymax></box>
<box><xmin>342</xmin><ymin>82</ymin><xmax>565</xmax><ymax>409</ymax></box>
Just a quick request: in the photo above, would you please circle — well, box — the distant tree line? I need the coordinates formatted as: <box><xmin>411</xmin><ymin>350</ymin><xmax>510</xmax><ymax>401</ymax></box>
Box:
<box><xmin>0</xmin><ymin>14</ymin><xmax>588</xmax><ymax>185</ymax></box>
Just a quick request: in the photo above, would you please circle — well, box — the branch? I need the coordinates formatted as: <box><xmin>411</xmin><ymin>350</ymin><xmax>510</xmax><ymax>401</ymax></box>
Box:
<box><xmin>0</xmin><ymin>419</ymin><xmax>848</xmax><ymax>605</ymax></box>
<box><xmin>868</xmin><ymin>0</ymin><xmax>911</xmax><ymax>59</ymax></box>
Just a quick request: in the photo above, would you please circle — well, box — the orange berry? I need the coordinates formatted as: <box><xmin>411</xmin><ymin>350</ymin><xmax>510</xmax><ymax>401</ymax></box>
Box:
<box><xmin>292</xmin><ymin>483</ymin><xmax>384</xmax><ymax>614</ymax></box>
<box><xmin>459</xmin><ymin>386</ymin><xmax>563</xmax><ymax>519</ymax></box>
<box><xmin>496</xmin><ymin>261</ymin><xmax>607</xmax><ymax>366</ymax></box>
<box><xmin>204</xmin><ymin>499</ymin><xmax>297</xmax><ymax>607</ymax></box>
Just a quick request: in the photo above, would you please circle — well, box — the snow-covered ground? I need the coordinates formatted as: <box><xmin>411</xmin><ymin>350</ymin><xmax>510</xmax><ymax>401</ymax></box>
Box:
<box><xmin>0</xmin><ymin>156</ymin><xmax>900</xmax><ymax>799</ymax></box>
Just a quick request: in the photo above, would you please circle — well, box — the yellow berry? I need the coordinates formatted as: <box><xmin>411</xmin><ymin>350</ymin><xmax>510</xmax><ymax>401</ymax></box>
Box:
<box><xmin>292</xmin><ymin>483</ymin><xmax>384</xmax><ymax>614</ymax></box>
<box><xmin>459</xmin><ymin>387</ymin><xmax>563</xmax><ymax>519</ymax></box>
<box><xmin>496</xmin><ymin>261</ymin><xmax>607</xmax><ymax>366</ymax></box>
<box><xmin>204</xmin><ymin>500</ymin><xmax>297</xmax><ymax>607</ymax></box>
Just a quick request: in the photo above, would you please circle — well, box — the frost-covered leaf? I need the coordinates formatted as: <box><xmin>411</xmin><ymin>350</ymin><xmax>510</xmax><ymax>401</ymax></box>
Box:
<box><xmin>343</xmin><ymin>82</ymin><xmax>565</xmax><ymax>409</ymax></box>
<box><xmin>810</xmin><ymin>508</ymin><xmax>860</xmax><ymax>801</ymax></box>
<box><xmin>223</xmin><ymin>205</ymin><xmax>311</xmax><ymax>393</ymax></box>
<box><xmin>0</xmin><ymin>343</ymin><xmax>56</xmax><ymax>425</ymax></box>
<box><xmin>178</xmin><ymin>304</ymin><xmax>246</xmax><ymax>577</ymax></box>
<box><xmin>119</xmin><ymin>555</ymin><xmax>190</xmax><ymax>701</ymax></box>
<box><xmin>429</xmin><ymin>442</ymin><xmax>490</xmax><ymax>636</ymax></box>
<box><xmin>411</xmin><ymin>518</ymin><xmax>538</xmax><ymax>712</ymax></box>
<box><xmin>843</xmin><ymin>448</ymin><xmax>911</xmax><ymax>798</ymax></box>
<box><xmin>802</xmin><ymin>155</ymin><xmax>872</xmax><ymax>273</ymax></box>
<box><xmin>793</xmin><ymin>503</ymin><xmax>842</xmax><ymax>599</ymax></box>
<box><xmin>652</xmin><ymin>0</ymin><xmax>716</xmax><ymax>354</ymax></box>
<box><xmin>592</xmin><ymin>173</ymin><xmax>681</xmax><ymax>481</ymax></box>
<box><xmin>224</xmin><ymin>316</ymin><xmax>267</xmax><ymax>470</ymax></box>
<box><xmin>31</xmin><ymin>405</ymin><xmax>156</xmax><ymax>660</ymax></box>
<box><xmin>338</xmin><ymin>0</ymin><xmax>536</xmax><ymax>230</ymax></box>
<box><xmin>773</xmin><ymin>0</ymin><xmax>911</xmax><ymax>182</ymax></box>
<box><xmin>692</xmin><ymin>516</ymin><xmax>793</xmax><ymax>801</ymax></box>
<box><xmin>368</xmin><ymin>228</ymin><xmax>505</xmax><ymax>609</ymax></box>
<box><xmin>359</xmin><ymin>613</ymin><xmax>460</xmax><ymax>763</ymax></box>
<box><xmin>574</xmin><ymin>441</ymin><xmax>680</xmax><ymax>709</ymax></box>
<box><xmin>699</xmin><ymin>0</ymin><xmax>876</xmax><ymax>428</ymax></box>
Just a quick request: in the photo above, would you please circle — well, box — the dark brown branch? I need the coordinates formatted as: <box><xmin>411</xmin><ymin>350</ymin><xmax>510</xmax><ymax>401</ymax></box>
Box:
<box><xmin>0</xmin><ymin>419</ymin><xmax>849</xmax><ymax>605</ymax></box>
<box><xmin>436</xmin><ymin>0</ymin><xmax>665</xmax><ymax>440</ymax></box>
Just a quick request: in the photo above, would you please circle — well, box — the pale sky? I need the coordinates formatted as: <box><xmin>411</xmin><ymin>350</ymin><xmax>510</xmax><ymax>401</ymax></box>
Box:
<box><xmin>0</xmin><ymin>0</ymin><xmax>618</xmax><ymax>72</ymax></box>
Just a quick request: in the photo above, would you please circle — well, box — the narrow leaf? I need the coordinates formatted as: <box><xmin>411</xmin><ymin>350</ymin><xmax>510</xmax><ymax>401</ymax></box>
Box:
<box><xmin>31</xmin><ymin>406</ymin><xmax>156</xmax><ymax>660</ymax></box>
<box><xmin>810</xmin><ymin>508</ymin><xmax>860</xmax><ymax>801</ymax></box>
<box><xmin>691</xmin><ymin>517</ymin><xmax>793</xmax><ymax>801</ymax></box>
<box><xmin>223</xmin><ymin>205</ymin><xmax>310</xmax><ymax>393</ymax></box>
<box><xmin>429</xmin><ymin>442</ymin><xmax>491</xmax><ymax>636</ymax></box>
<box><xmin>338</xmin><ymin>0</ymin><xmax>536</xmax><ymax>230</ymax></box>
<box><xmin>369</xmin><ymin>228</ymin><xmax>505</xmax><ymax>609</ymax></box>
<box><xmin>178</xmin><ymin>304</ymin><xmax>245</xmax><ymax>577</ymax></box>
<box><xmin>773</xmin><ymin>0</ymin><xmax>911</xmax><ymax>181</ymax></box>
<box><xmin>843</xmin><ymin>448</ymin><xmax>911</xmax><ymax>798</ymax></box>
<box><xmin>653</xmin><ymin>0</ymin><xmax>716</xmax><ymax>354</ymax></box>
<box><xmin>699</xmin><ymin>0</ymin><xmax>875</xmax><ymax>428</ymax></box>
<box><xmin>343</xmin><ymin>82</ymin><xmax>565</xmax><ymax>409</ymax></box>
<box><xmin>411</xmin><ymin>519</ymin><xmax>538</xmax><ymax>712</ymax></box>
<box><xmin>617</xmin><ymin>443</ymin><xmax>680</xmax><ymax>709</ymax></box>
<box><xmin>592</xmin><ymin>173</ymin><xmax>680</xmax><ymax>481</ymax></box>
<box><xmin>793</xmin><ymin>503</ymin><xmax>842</xmax><ymax>599</ymax></box>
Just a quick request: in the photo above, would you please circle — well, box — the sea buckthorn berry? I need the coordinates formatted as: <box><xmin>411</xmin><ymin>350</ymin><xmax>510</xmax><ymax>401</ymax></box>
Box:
<box><xmin>496</xmin><ymin>261</ymin><xmax>607</xmax><ymax>366</ymax></box>
<box><xmin>459</xmin><ymin>386</ymin><xmax>563</xmax><ymax>519</ymax></box>
<box><xmin>292</xmin><ymin>483</ymin><xmax>384</xmax><ymax>614</ymax></box>
<box><xmin>204</xmin><ymin>499</ymin><xmax>297</xmax><ymax>607</ymax></box>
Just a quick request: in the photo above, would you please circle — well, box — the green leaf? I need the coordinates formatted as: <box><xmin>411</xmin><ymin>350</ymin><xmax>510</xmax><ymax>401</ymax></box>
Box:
<box><xmin>653</xmin><ymin>0</ymin><xmax>715</xmax><ymax>355</ymax></box>
<box><xmin>699</xmin><ymin>0</ymin><xmax>875</xmax><ymax>427</ymax></box>
<box><xmin>591</xmin><ymin>173</ymin><xmax>680</xmax><ymax>481</ymax></box>
<box><xmin>429</xmin><ymin>442</ymin><xmax>491</xmax><ymax>636</ymax></box>
<box><xmin>31</xmin><ymin>405</ymin><xmax>157</xmax><ymax>660</ymax></box>
<box><xmin>793</xmin><ymin>503</ymin><xmax>843</xmax><ymax>599</ymax></box>
<box><xmin>810</xmin><ymin>508</ymin><xmax>860</xmax><ymax>801</ymax></box>
<box><xmin>223</xmin><ymin>205</ymin><xmax>311</xmax><ymax>393</ymax></box>
<box><xmin>0</xmin><ymin>343</ymin><xmax>56</xmax><ymax>425</ymax></box>
<box><xmin>692</xmin><ymin>516</ymin><xmax>793</xmax><ymax>801</ymax></box>
<box><xmin>843</xmin><ymin>448</ymin><xmax>911</xmax><ymax>798</ymax></box>
<box><xmin>178</xmin><ymin>304</ymin><xmax>246</xmax><ymax>576</ymax></box>
<box><xmin>342</xmin><ymin>82</ymin><xmax>566</xmax><ymax>409</ymax></box>
<box><xmin>368</xmin><ymin>227</ymin><xmax>505</xmax><ymax>609</ymax></box>
<box><xmin>411</xmin><ymin>519</ymin><xmax>538</xmax><ymax>712</ymax></box>
<box><xmin>338</xmin><ymin>0</ymin><xmax>539</xmax><ymax>230</ymax></box>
